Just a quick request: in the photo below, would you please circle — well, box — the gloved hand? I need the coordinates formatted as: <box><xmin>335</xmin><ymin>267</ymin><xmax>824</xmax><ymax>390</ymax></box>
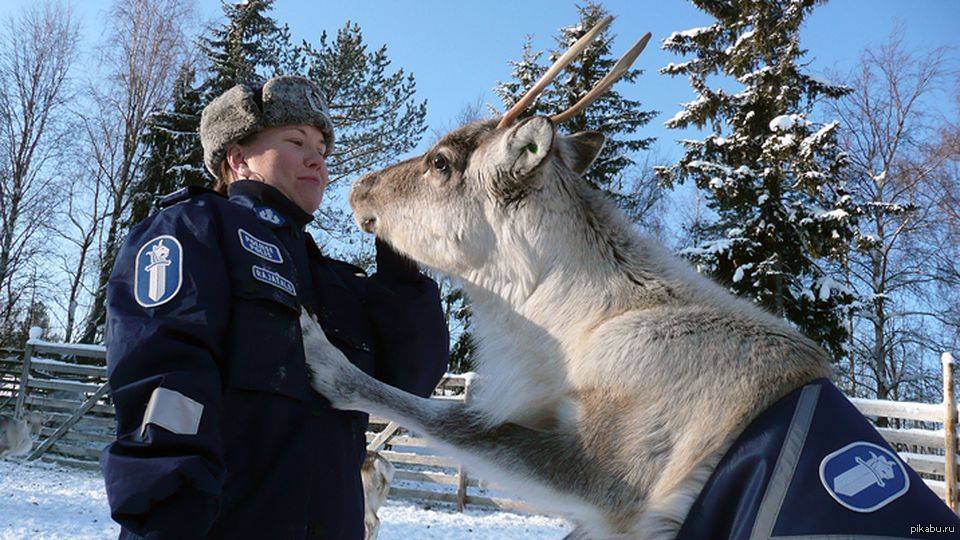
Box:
<box><xmin>375</xmin><ymin>238</ymin><xmax>422</xmax><ymax>283</ymax></box>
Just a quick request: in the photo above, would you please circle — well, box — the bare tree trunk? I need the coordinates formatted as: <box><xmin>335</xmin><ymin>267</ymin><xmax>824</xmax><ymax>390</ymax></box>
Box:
<box><xmin>76</xmin><ymin>0</ymin><xmax>194</xmax><ymax>343</ymax></box>
<box><xmin>0</xmin><ymin>1</ymin><xmax>80</xmax><ymax>345</ymax></box>
<box><xmin>830</xmin><ymin>31</ymin><xmax>951</xmax><ymax>401</ymax></box>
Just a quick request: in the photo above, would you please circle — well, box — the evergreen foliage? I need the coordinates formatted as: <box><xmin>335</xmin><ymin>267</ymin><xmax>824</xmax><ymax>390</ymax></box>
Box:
<box><xmin>658</xmin><ymin>0</ymin><xmax>858</xmax><ymax>360</ymax></box>
<box><xmin>494</xmin><ymin>2</ymin><xmax>657</xmax><ymax>204</ymax></box>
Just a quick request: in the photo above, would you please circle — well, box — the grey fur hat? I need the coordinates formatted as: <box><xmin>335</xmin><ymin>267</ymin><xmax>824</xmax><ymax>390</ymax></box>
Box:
<box><xmin>199</xmin><ymin>75</ymin><xmax>335</xmax><ymax>176</ymax></box>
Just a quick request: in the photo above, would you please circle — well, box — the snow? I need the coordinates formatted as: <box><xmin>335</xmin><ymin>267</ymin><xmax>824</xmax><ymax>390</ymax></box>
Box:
<box><xmin>0</xmin><ymin>459</ymin><xmax>571</xmax><ymax>539</ymax></box>
<box><xmin>665</xmin><ymin>109</ymin><xmax>691</xmax><ymax>127</ymax></box>
<box><xmin>768</xmin><ymin>114</ymin><xmax>801</xmax><ymax>131</ymax></box>
<box><xmin>799</xmin><ymin>121</ymin><xmax>838</xmax><ymax>156</ymax></box>
<box><xmin>0</xmin><ymin>459</ymin><xmax>113</xmax><ymax>539</ymax></box>
<box><xmin>665</xmin><ymin>26</ymin><xmax>714</xmax><ymax>45</ymax></box>
<box><xmin>687</xmin><ymin>159</ymin><xmax>733</xmax><ymax>175</ymax></box>
<box><xmin>817</xmin><ymin>208</ymin><xmax>849</xmax><ymax>220</ymax></box>
<box><xmin>27</xmin><ymin>339</ymin><xmax>106</xmax><ymax>355</ymax></box>
<box><xmin>681</xmin><ymin>238</ymin><xmax>735</xmax><ymax>257</ymax></box>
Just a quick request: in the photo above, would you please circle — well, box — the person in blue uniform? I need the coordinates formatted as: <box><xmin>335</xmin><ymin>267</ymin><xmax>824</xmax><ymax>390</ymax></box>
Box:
<box><xmin>100</xmin><ymin>75</ymin><xmax>449</xmax><ymax>539</ymax></box>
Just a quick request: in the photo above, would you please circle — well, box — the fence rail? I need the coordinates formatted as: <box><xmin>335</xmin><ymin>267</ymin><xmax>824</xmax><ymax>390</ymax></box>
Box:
<box><xmin>2</xmin><ymin>339</ymin><xmax>958</xmax><ymax>515</ymax></box>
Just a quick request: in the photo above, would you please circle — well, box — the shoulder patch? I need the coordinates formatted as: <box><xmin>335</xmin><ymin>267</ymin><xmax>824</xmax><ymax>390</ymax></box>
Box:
<box><xmin>254</xmin><ymin>205</ymin><xmax>286</xmax><ymax>226</ymax></box>
<box><xmin>252</xmin><ymin>265</ymin><xmax>297</xmax><ymax>296</ymax></box>
<box><xmin>134</xmin><ymin>235</ymin><xmax>183</xmax><ymax>308</ymax></box>
<box><xmin>238</xmin><ymin>228</ymin><xmax>283</xmax><ymax>264</ymax></box>
<box><xmin>819</xmin><ymin>441</ymin><xmax>909</xmax><ymax>513</ymax></box>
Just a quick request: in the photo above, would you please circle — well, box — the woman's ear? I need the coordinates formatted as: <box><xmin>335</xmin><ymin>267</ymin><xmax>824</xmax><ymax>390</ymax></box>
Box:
<box><xmin>225</xmin><ymin>145</ymin><xmax>247</xmax><ymax>178</ymax></box>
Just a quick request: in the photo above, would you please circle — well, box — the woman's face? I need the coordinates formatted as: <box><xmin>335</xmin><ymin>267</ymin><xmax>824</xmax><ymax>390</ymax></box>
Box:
<box><xmin>226</xmin><ymin>124</ymin><xmax>330</xmax><ymax>213</ymax></box>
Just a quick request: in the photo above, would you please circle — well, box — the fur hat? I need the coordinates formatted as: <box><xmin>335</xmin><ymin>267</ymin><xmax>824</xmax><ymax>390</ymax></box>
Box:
<box><xmin>199</xmin><ymin>75</ymin><xmax>335</xmax><ymax>176</ymax></box>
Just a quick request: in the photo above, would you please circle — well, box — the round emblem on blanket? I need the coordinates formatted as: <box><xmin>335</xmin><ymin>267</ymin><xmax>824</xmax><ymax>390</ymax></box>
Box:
<box><xmin>819</xmin><ymin>441</ymin><xmax>909</xmax><ymax>513</ymax></box>
<box><xmin>134</xmin><ymin>235</ymin><xmax>183</xmax><ymax>308</ymax></box>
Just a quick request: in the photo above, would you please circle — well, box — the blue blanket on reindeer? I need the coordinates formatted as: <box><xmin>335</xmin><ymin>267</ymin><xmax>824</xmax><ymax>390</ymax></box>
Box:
<box><xmin>678</xmin><ymin>379</ymin><xmax>960</xmax><ymax>539</ymax></box>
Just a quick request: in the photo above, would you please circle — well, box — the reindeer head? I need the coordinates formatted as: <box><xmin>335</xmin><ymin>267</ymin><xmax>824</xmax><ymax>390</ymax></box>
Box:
<box><xmin>349</xmin><ymin>18</ymin><xmax>650</xmax><ymax>288</ymax></box>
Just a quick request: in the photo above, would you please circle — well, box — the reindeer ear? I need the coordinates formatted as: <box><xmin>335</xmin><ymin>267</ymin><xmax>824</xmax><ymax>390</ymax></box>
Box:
<box><xmin>500</xmin><ymin>116</ymin><xmax>554</xmax><ymax>177</ymax></box>
<box><xmin>560</xmin><ymin>131</ymin><xmax>605</xmax><ymax>174</ymax></box>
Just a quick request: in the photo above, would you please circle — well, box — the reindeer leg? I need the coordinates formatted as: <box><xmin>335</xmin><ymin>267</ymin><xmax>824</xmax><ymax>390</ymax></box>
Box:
<box><xmin>300</xmin><ymin>312</ymin><xmax>640</xmax><ymax>527</ymax></box>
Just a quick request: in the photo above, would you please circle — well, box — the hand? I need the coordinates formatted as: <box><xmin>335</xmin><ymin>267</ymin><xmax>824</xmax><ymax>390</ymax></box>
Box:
<box><xmin>299</xmin><ymin>309</ymin><xmax>361</xmax><ymax>409</ymax></box>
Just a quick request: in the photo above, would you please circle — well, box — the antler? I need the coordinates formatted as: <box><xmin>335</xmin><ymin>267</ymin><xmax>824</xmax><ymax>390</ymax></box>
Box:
<box><xmin>497</xmin><ymin>17</ymin><xmax>652</xmax><ymax>130</ymax></box>
<box><xmin>551</xmin><ymin>32</ymin><xmax>651</xmax><ymax>124</ymax></box>
<box><xmin>497</xmin><ymin>16</ymin><xmax>614</xmax><ymax>129</ymax></box>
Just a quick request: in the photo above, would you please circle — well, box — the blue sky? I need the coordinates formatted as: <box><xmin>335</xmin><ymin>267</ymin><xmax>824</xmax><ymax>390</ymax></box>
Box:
<box><xmin>258</xmin><ymin>0</ymin><xmax>958</xmax><ymax>159</ymax></box>
<box><xmin>4</xmin><ymin>0</ymin><xmax>959</xmax><ymax>160</ymax></box>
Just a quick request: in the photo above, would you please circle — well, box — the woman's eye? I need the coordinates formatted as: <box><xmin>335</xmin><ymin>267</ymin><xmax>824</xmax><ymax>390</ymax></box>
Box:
<box><xmin>288</xmin><ymin>139</ymin><xmax>303</xmax><ymax>146</ymax></box>
<box><xmin>432</xmin><ymin>155</ymin><xmax>448</xmax><ymax>172</ymax></box>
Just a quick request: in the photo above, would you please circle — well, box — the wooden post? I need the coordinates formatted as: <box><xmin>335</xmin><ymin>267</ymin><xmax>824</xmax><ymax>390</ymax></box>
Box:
<box><xmin>13</xmin><ymin>341</ymin><xmax>34</xmax><ymax>419</ymax></box>
<box><xmin>943</xmin><ymin>352</ymin><xmax>958</xmax><ymax>513</ymax></box>
<box><xmin>456</xmin><ymin>374</ymin><xmax>474</xmax><ymax>512</ymax></box>
<box><xmin>367</xmin><ymin>421</ymin><xmax>401</xmax><ymax>453</ymax></box>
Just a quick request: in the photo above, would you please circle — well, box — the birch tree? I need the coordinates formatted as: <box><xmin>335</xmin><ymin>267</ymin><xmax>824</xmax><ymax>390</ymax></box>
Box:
<box><xmin>0</xmin><ymin>1</ymin><xmax>80</xmax><ymax>345</ymax></box>
<box><xmin>829</xmin><ymin>36</ymin><xmax>952</xmax><ymax>400</ymax></box>
<box><xmin>78</xmin><ymin>0</ymin><xmax>195</xmax><ymax>343</ymax></box>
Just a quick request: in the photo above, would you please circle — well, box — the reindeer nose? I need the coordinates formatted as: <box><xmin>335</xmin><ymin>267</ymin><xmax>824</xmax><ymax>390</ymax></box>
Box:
<box><xmin>360</xmin><ymin>216</ymin><xmax>377</xmax><ymax>233</ymax></box>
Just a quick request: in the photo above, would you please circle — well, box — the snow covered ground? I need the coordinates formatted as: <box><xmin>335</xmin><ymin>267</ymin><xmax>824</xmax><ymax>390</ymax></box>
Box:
<box><xmin>0</xmin><ymin>458</ymin><xmax>571</xmax><ymax>539</ymax></box>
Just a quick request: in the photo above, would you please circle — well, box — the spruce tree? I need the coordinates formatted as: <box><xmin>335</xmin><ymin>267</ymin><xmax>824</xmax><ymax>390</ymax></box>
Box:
<box><xmin>494</xmin><ymin>2</ymin><xmax>657</xmax><ymax>203</ymax></box>
<box><xmin>657</xmin><ymin>0</ymin><xmax>857</xmax><ymax>361</ymax></box>
<box><xmin>198</xmin><ymin>0</ymin><xmax>289</xmax><ymax>96</ymax></box>
<box><xmin>302</xmin><ymin>22</ymin><xmax>427</xmax><ymax>247</ymax></box>
<box><xmin>129</xmin><ymin>64</ymin><xmax>206</xmax><ymax>228</ymax></box>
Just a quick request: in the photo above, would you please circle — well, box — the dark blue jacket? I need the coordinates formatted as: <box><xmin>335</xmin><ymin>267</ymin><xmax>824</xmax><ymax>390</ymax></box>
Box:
<box><xmin>678</xmin><ymin>379</ymin><xmax>960</xmax><ymax>539</ymax></box>
<box><xmin>101</xmin><ymin>180</ymin><xmax>449</xmax><ymax>539</ymax></box>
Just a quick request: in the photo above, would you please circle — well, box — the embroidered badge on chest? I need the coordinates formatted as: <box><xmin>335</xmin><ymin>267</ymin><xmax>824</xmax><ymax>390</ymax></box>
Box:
<box><xmin>819</xmin><ymin>441</ymin><xmax>909</xmax><ymax>512</ymax></box>
<box><xmin>252</xmin><ymin>265</ymin><xmax>297</xmax><ymax>296</ymax></box>
<box><xmin>254</xmin><ymin>205</ymin><xmax>285</xmax><ymax>226</ymax></box>
<box><xmin>238</xmin><ymin>228</ymin><xmax>283</xmax><ymax>264</ymax></box>
<box><xmin>134</xmin><ymin>235</ymin><xmax>183</xmax><ymax>308</ymax></box>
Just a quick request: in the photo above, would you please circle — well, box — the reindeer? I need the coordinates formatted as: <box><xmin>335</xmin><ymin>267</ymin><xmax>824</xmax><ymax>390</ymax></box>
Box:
<box><xmin>0</xmin><ymin>411</ymin><xmax>45</xmax><ymax>459</ymax></box>
<box><xmin>361</xmin><ymin>450</ymin><xmax>395</xmax><ymax>540</ymax></box>
<box><xmin>299</xmin><ymin>16</ymin><xmax>956</xmax><ymax>539</ymax></box>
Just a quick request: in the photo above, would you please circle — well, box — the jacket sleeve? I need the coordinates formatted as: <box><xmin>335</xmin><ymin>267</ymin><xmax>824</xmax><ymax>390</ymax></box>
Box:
<box><xmin>366</xmin><ymin>239</ymin><xmax>449</xmax><ymax>398</ymax></box>
<box><xmin>101</xmin><ymin>200</ymin><xmax>230</xmax><ymax>538</ymax></box>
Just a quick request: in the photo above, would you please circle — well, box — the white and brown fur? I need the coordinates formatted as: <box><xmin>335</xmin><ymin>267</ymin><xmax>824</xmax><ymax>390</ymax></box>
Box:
<box><xmin>361</xmin><ymin>450</ymin><xmax>395</xmax><ymax>540</ymax></box>
<box><xmin>0</xmin><ymin>411</ymin><xmax>44</xmax><ymax>459</ymax></box>
<box><xmin>299</xmin><ymin>115</ymin><xmax>831</xmax><ymax>539</ymax></box>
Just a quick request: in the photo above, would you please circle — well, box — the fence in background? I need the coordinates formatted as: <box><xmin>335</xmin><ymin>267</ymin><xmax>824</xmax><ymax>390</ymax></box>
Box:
<box><xmin>1</xmin><ymin>338</ymin><xmax>958</xmax><ymax>514</ymax></box>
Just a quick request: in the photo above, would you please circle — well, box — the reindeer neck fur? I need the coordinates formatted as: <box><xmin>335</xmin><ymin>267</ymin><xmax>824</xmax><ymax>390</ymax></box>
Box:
<box><xmin>456</xmin><ymin>161</ymin><xmax>693</xmax><ymax>426</ymax></box>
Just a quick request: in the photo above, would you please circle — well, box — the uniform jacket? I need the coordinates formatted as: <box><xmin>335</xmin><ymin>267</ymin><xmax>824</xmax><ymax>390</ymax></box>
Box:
<box><xmin>678</xmin><ymin>379</ymin><xmax>960</xmax><ymax>539</ymax></box>
<box><xmin>101</xmin><ymin>180</ymin><xmax>449</xmax><ymax>539</ymax></box>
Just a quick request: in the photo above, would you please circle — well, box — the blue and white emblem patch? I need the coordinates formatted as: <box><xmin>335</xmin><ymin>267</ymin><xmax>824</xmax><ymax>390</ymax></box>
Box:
<box><xmin>254</xmin><ymin>205</ymin><xmax>285</xmax><ymax>226</ymax></box>
<box><xmin>134</xmin><ymin>235</ymin><xmax>183</xmax><ymax>308</ymax></box>
<box><xmin>252</xmin><ymin>265</ymin><xmax>296</xmax><ymax>296</ymax></box>
<box><xmin>819</xmin><ymin>441</ymin><xmax>909</xmax><ymax>513</ymax></box>
<box><xmin>238</xmin><ymin>229</ymin><xmax>283</xmax><ymax>263</ymax></box>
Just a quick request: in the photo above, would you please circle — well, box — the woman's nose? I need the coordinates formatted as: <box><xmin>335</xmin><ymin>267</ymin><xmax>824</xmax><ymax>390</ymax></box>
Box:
<box><xmin>305</xmin><ymin>150</ymin><xmax>325</xmax><ymax>169</ymax></box>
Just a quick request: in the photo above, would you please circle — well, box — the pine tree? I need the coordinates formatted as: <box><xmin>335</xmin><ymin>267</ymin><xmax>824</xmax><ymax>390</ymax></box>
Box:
<box><xmin>494</xmin><ymin>2</ymin><xmax>657</xmax><ymax>203</ymax></box>
<box><xmin>657</xmin><ymin>0</ymin><xmax>857</xmax><ymax>361</ymax></box>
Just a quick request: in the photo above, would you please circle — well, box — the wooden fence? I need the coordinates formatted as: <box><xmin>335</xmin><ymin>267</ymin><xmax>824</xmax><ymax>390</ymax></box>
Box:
<box><xmin>2</xmin><ymin>337</ymin><xmax>958</xmax><ymax>515</ymax></box>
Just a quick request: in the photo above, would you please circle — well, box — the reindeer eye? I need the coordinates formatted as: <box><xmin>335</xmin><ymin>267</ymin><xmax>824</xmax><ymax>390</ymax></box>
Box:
<box><xmin>432</xmin><ymin>155</ymin><xmax>448</xmax><ymax>172</ymax></box>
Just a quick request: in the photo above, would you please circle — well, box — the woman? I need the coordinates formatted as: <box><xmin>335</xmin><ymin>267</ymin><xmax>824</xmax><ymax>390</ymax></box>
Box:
<box><xmin>101</xmin><ymin>76</ymin><xmax>449</xmax><ymax>539</ymax></box>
